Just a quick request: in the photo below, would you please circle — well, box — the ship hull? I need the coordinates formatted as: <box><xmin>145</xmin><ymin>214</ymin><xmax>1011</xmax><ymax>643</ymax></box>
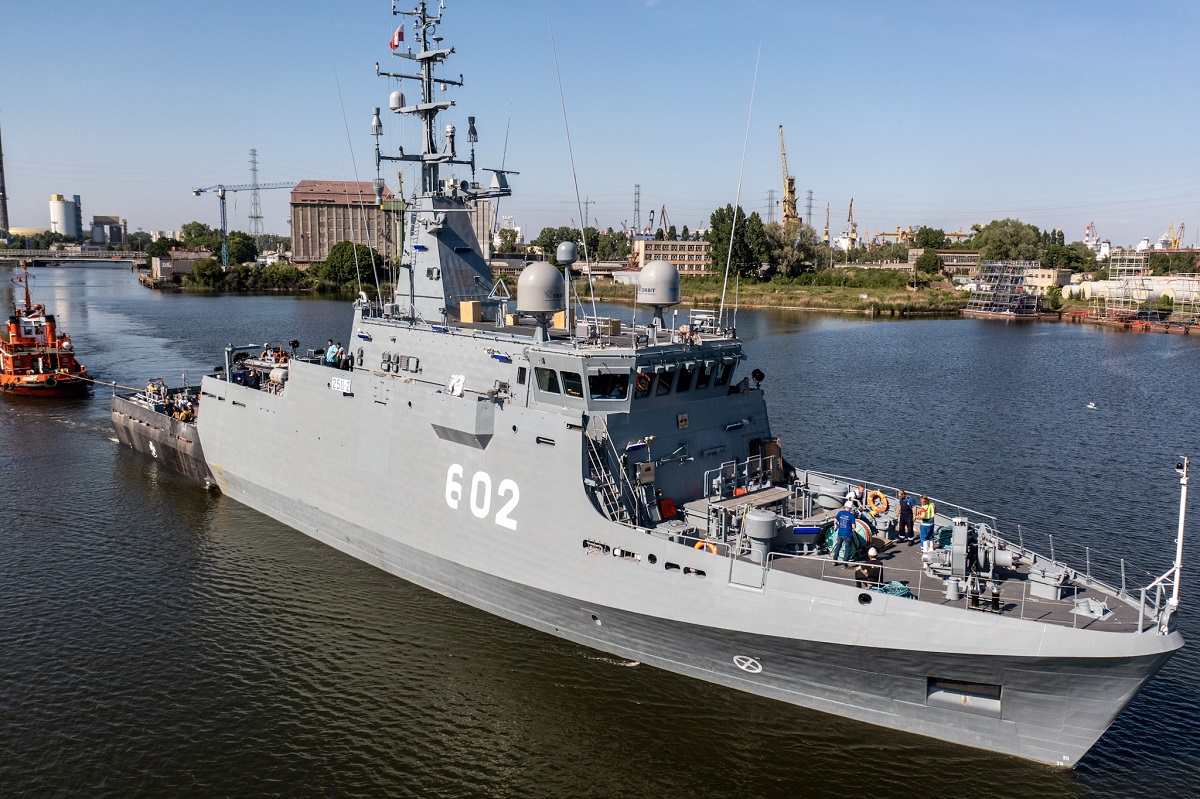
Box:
<box><xmin>196</xmin><ymin>360</ymin><xmax>1180</xmax><ymax>767</ymax></box>
<box><xmin>204</xmin><ymin>469</ymin><xmax>1177</xmax><ymax>767</ymax></box>
<box><xmin>111</xmin><ymin>393</ymin><xmax>213</xmax><ymax>485</ymax></box>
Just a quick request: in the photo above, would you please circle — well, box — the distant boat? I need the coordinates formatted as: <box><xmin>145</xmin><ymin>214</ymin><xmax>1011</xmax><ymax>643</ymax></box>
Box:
<box><xmin>1087</xmin><ymin>402</ymin><xmax>1098</xmax><ymax>410</ymax></box>
<box><xmin>1</xmin><ymin>262</ymin><xmax>90</xmax><ymax>397</ymax></box>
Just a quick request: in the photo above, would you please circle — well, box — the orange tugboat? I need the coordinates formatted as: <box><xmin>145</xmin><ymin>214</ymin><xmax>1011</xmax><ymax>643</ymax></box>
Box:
<box><xmin>1</xmin><ymin>263</ymin><xmax>90</xmax><ymax>397</ymax></box>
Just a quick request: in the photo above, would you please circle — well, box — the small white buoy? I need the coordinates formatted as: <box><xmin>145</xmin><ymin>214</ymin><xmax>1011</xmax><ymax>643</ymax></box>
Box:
<box><xmin>1086</xmin><ymin>402</ymin><xmax>1097</xmax><ymax>410</ymax></box>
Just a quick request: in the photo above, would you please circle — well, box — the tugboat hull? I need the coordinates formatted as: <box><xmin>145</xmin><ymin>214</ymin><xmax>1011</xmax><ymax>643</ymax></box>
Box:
<box><xmin>1</xmin><ymin>373</ymin><xmax>90</xmax><ymax>397</ymax></box>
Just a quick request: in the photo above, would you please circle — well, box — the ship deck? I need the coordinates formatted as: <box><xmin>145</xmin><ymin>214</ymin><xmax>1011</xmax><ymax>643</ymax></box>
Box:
<box><xmin>763</xmin><ymin>540</ymin><xmax>1149</xmax><ymax>633</ymax></box>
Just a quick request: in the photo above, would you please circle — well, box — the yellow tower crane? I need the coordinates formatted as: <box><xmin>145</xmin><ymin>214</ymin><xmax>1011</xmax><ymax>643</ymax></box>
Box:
<box><xmin>779</xmin><ymin>125</ymin><xmax>798</xmax><ymax>225</ymax></box>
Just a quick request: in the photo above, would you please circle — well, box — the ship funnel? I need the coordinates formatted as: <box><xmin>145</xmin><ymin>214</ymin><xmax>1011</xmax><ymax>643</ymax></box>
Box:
<box><xmin>517</xmin><ymin>261</ymin><xmax>566</xmax><ymax>343</ymax></box>
<box><xmin>637</xmin><ymin>259</ymin><xmax>681</xmax><ymax>326</ymax></box>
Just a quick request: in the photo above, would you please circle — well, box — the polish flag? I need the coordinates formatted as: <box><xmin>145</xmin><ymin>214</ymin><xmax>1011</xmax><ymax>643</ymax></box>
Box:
<box><xmin>389</xmin><ymin>26</ymin><xmax>404</xmax><ymax>50</ymax></box>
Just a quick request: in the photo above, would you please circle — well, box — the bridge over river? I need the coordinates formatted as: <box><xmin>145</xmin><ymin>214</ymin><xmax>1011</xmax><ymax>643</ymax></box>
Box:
<box><xmin>0</xmin><ymin>249</ymin><xmax>148</xmax><ymax>267</ymax></box>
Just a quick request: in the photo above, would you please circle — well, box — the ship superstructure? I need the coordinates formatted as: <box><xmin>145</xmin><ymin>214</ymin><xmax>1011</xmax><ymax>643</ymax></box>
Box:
<box><xmin>192</xmin><ymin>2</ymin><xmax>1185</xmax><ymax>767</ymax></box>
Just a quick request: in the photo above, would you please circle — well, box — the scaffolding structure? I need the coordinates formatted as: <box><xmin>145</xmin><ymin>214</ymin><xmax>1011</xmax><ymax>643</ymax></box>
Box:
<box><xmin>1094</xmin><ymin>250</ymin><xmax>1153</xmax><ymax>321</ymax></box>
<box><xmin>1167</xmin><ymin>273</ymin><xmax>1200</xmax><ymax>324</ymax></box>
<box><xmin>964</xmin><ymin>260</ymin><xmax>1039</xmax><ymax>316</ymax></box>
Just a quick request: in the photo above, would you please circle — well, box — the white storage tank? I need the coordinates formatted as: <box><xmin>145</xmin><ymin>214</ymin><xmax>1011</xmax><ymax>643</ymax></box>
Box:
<box><xmin>48</xmin><ymin>194</ymin><xmax>80</xmax><ymax>238</ymax></box>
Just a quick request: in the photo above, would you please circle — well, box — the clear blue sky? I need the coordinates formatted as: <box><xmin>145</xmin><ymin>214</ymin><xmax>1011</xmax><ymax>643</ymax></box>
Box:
<box><xmin>3</xmin><ymin>0</ymin><xmax>1198</xmax><ymax>248</ymax></box>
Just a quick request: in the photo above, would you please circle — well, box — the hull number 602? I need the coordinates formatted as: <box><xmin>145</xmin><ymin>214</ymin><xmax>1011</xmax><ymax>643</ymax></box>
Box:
<box><xmin>445</xmin><ymin>464</ymin><xmax>519</xmax><ymax>530</ymax></box>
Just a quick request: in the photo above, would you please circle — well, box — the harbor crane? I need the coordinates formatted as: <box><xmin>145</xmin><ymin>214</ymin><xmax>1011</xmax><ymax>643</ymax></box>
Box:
<box><xmin>778</xmin><ymin>125</ymin><xmax>798</xmax><ymax>225</ymax></box>
<box><xmin>192</xmin><ymin>181</ymin><xmax>296</xmax><ymax>266</ymax></box>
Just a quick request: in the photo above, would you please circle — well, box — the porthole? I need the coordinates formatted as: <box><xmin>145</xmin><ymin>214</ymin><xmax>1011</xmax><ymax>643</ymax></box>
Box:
<box><xmin>858</xmin><ymin>593</ymin><xmax>873</xmax><ymax>605</ymax></box>
<box><xmin>512</xmin><ymin>425</ymin><xmax>518</xmax><ymax>433</ymax></box>
<box><xmin>647</xmin><ymin>554</ymin><xmax>657</xmax><ymax>565</ymax></box>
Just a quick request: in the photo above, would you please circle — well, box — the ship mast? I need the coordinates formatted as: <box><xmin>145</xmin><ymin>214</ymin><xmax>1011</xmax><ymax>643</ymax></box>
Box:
<box><xmin>375</xmin><ymin>1</ymin><xmax>476</xmax><ymax>197</ymax></box>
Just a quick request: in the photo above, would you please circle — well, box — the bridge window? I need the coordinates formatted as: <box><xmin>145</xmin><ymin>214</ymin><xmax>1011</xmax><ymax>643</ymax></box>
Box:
<box><xmin>714</xmin><ymin>362</ymin><xmax>732</xmax><ymax>387</ymax></box>
<box><xmin>561</xmin><ymin>371</ymin><xmax>584</xmax><ymax>398</ymax></box>
<box><xmin>655</xmin><ymin>370</ymin><xmax>675</xmax><ymax>396</ymax></box>
<box><xmin>696</xmin><ymin>362</ymin><xmax>713</xmax><ymax>390</ymax></box>
<box><xmin>676</xmin><ymin>363</ymin><xmax>695</xmax><ymax>393</ymax></box>
<box><xmin>588</xmin><ymin>372</ymin><xmax>629</xmax><ymax>400</ymax></box>
<box><xmin>535</xmin><ymin>367</ymin><xmax>560</xmax><ymax>394</ymax></box>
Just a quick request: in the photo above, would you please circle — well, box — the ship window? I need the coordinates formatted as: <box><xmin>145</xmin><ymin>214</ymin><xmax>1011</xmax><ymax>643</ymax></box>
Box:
<box><xmin>676</xmin><ymin>363</ymin><xmax>695</xmax><ymax>393</ymax></box>
<box><xmin>561</xmin><ymin>371</ymin><xmax>584</xmax><ymax>398</ymax></box>
<box><xmin>696</xmin><ymin>362</ymin><xmax>713</xmax><ymax>389</ymax></box>
<box><xmin>517</xmin><ymin>367</ymin><xmax>527</xmax><ymax>385</ymax></box>
<box><xmin>589</xmin><ymin>372</ymin><xmax>629</xmax><ymax>400</ymax></box>
<box><xmin>535</xmin><ymin>367</ymin><xmax>560</xmax><ymax>394</ymax></box>
<box><xmin>655</xmin><ymin>370</ymin><xmax>674</xmax><ymax>395</ymax></box>
<box><xmin>714</xmin><ymin>362</ymin><xmax>732</xmax><ymax>387</ymax></box>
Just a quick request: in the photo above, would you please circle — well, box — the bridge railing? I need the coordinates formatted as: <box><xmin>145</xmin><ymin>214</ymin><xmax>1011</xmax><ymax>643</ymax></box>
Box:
<box><xmin>0</xmin><ymin>249</ymin><xmax>147</xmax><ymax>260</ymax></box>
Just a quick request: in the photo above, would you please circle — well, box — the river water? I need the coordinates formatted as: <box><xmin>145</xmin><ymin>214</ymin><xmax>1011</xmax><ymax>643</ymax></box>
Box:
<box><xmin>2</xmin><ymin>265</ymin><xmax>1197</xmax><ymax>798</ymax></box>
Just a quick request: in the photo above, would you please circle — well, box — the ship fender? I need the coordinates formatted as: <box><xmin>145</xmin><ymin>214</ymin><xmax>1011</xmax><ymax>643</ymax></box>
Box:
<box><xmin>45</xmin><ymin>376</ymin><xmax>57</xmax><ymax>388</ymax></box>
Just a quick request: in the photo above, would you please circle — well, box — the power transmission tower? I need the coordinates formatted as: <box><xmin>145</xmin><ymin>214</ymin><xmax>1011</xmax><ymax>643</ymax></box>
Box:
<box><xmin>633</xmin><ymin>184</ymin><xmax>643</xmax><ymax>235</ymax></box>
<box><xmin>248</xmin><ymin>148</ymin><xmax>264</xmax><ymax>240</ymax></box>
<box><xmin>766</xmin><ymin>189</ymin><xmax>777</xmax><ymax>224</ymax></box>
<box><xmin>805</xmin><ymin>189</ymin><xmax>814</xmax><ymax>228</ymax></box>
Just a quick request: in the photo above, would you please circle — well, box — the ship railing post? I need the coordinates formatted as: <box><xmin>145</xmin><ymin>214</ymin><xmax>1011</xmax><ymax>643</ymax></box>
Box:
<box><xmin>1138</xmin><ymin>588</ymin><xmax>1145</xmax><ymax>632</ymax></box>
<box><xmin>1120</xmin><ymin>558</ymin><xmax>1127</xmax><ymax>598</ymax></box>
<box><xmin>1049</xmin><ymin>533</ymin><xmax>1055</xmax><ymax>564</ymax></box>
<box><xmin>1169</xmin><ymin>455</ymin><xmax>1188</xmax><ymax>614</ymax></box>
<box><xmin>1021</xmin><ymin>580</ymin><xmax>1027</xmax><ymax>622</ymax></box>
<box><xmin>1085</xmin><ymin>547</ymin><xmax>1091</xmax><ymax>583</ymax></box>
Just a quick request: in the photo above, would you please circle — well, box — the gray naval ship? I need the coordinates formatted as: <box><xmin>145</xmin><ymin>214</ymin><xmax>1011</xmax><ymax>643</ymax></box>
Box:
<box><xmin>188</xmin><ymin>2</ymin><xmax>1186</xmax><ymax>767</ymax></box>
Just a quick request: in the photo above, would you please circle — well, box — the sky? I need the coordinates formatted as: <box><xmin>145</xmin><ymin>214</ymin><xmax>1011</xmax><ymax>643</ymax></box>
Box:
<box><xmin>2</xmin><ymin>0</ymin><xmax>1198</xmax><ymax>248</ymax></box>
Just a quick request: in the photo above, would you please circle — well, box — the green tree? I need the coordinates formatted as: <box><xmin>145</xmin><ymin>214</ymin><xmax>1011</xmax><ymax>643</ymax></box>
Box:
<box><xmin>707</xmin><ymin>204</ymin><xmax>752</xmax><ymax>277</ymax></box>
<box><xmin>180</xmin><ymin>221</ymin><xmax>218</xmax><ymax>250</ymax></box>
<box><xmin>763</xmin><ymin>221</ymin><xmax>820</xmax><ymax>278</ymax></box>
<box><xmin>972</xmin><ymin>218</ymin><xmax>1042</xmax><ymax>261</ymax></box>
<box><xmin>225</xmin><ymin>230</ymin><xmax>259</xmax><ymax>265</ymax></box>
<box><xmin>532</xmin><ymin>226</ymin><xmax>580</xmax><ymax>264</ymax></box>
<box><xmin>321</xmin><ymin>240</ymin><xmax>385</xmax><ymax>287</ymax></box>
<box><xmin>915</xmin><ymin>249</ymin><xmax>943</xmax><ymax>274</ymax></box>
<box><xmin>680</xmin><ymin>225</ymin><xmax>690</xmax><ymax>241</ymax></box>
<box><xmin>653</xmin><ymin>227</ymin><xmax>665</xmax><ymax>241</ymax></box>
<box><xmin>185</xmin><ymin>258</ymin><xmax>224</xmax><ymax>289</ymax></box>
<box><xmin>497</xmin><ymin>228</ymin><xmax>520</xmax><ymax>253</ymax></box>
<box><xmin>1044</xmin><ymin>285</ymin><xmax>1064</xmax><ymax>311</ymax></box>
<box><xmin>127</xmin><ymin>231</ymin><xmax>152</xmax><ymax>251</ymax></box>
<box><xmin>145</xmin><ymin>237</ymin><xmax>183</xmax><ymax>259</ymax></box>
<box><xmin>666</xmin><ymin>225</ymin><xmax>677</xmax><ymax>241</ymax></box>
<box><xmin>596</xmin><ymin>229</ymin><xmax>630</xmax><ymax>262</ymax></box>
<box><xmin>914</xmin><ymin>226</ymin><xmax>946</xmax><ymax>249</ymax></box>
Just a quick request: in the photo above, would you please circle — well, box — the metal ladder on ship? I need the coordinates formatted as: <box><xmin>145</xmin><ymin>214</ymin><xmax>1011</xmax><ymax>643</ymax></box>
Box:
<box><xmin>585</xmin><ymin>435</ymin><xmax>633</xmax><ymax>525</ymax></box>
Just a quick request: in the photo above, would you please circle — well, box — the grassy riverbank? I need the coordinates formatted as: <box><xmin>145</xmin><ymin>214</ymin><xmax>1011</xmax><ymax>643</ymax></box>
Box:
<box><xmin>579</xmin><ymin>276</ymin><xmax>969</xmax><ymax>316</ymax></box>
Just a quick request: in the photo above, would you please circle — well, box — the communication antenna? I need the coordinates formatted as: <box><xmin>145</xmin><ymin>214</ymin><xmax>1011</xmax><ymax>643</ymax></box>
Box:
<box><xmin>248</xmin><ymin>148</ymin><xmax>264</xmax><ymax>240</ymax></box>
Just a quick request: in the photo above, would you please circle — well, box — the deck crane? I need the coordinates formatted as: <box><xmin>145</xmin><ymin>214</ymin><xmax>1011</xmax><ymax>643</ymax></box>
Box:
<box><xmin>779</xmin><ymin>125</ymin><xmax>798</xmax><ymax>225</ymax></box>
<box><xmin>192</xmin><ymin>181</ymin><xmax>296</xmax><ymax>266</ymax></box>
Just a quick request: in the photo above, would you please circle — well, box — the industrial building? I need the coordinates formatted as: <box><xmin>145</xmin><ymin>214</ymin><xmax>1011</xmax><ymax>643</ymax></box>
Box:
<box><xmin>290</xmin><ymin>179</ymin><xmax>494</xmax><ymax>266</ymax></box>
<box><xmin>632</xmin><ymin>238</ymin><xmax>712</xmax><ymax>275</ymax></box>
<box><xmin>290</xmin><ymin>180</ymin><xmax>397</xmax><ymax>265</ymax></box>
<box><xmin>49</xmin><ymin>194</ymin><xmax>83</xmax><ymax>241</ymax></box>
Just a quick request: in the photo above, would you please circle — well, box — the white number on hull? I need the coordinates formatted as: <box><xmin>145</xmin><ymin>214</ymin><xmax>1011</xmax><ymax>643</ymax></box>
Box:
<box><xmin>469</xmin><ymin>471</ymin><xmax>492</xmax><ymax>518</ymax></box>
<box><xmin>445</xmin><ymin>464</ymin><xmax>519</xmax><ymax>530</ymax></box>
